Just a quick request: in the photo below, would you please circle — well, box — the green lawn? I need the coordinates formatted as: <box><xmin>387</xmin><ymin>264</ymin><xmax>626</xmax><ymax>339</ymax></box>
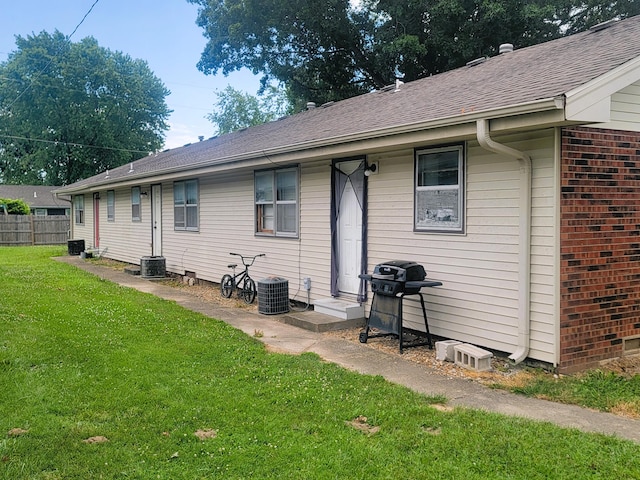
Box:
<box><xmin>2</xmin><ymin>246</ymin><xmax>640</xmax><ymax>479</ymax></box>
<box><xmin>493</xmin><ymin>367</ymin><xmax>640</xmax><ymax>418</ymax></box>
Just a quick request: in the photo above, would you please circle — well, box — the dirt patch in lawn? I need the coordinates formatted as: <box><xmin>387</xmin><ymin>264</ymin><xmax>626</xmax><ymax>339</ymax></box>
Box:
<box><xmin>87</xmin><ymin>257</ymin><xmax>640</xmax><ymax>386</ymax></box>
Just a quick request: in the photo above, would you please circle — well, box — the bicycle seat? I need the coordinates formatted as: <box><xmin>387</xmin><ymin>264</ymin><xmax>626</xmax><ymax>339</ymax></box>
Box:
<box><xmin>227</xmin><ymin>264</ymin><xmax>237</xmax><ymax>269</ymax></box>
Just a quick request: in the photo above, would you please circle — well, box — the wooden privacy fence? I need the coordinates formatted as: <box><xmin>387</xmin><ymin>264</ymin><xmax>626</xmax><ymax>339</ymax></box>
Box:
<box><xmin>0</xmin><ymin>215</ymin><xmax>70</xmax><ymax>246</ymax></box>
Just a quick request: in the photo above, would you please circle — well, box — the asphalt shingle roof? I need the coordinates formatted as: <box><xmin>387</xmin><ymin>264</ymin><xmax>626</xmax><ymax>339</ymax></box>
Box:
<box><xmin>60</xmin><ymin>15</ymin><xmax>640</xmax><ymax>192</ymax></box>
<box><xmin>0</xmin><ymin>185</ymin><xmax>70</xmax><ymax>208</ymax></box>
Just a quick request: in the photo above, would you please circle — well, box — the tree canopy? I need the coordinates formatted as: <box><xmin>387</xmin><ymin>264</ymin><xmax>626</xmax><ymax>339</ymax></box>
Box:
<box><xmin>0</xmin><ymin>31</ymin><xmax>171</xmax><ymax>186</ymax></box>
<box><xmin>207</xmin><ymin>85</ymin><xmax>293</xmax><ymax>135</ymax></box>
<box><xmin>189</xmin><ymin>0</ymin><xmax>640</xmax><ymax>106</ymax></box>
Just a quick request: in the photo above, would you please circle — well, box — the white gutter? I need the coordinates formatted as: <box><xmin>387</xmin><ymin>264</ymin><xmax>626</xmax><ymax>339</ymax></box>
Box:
<box><xmin>55</xmin><ymin>97</ymin><xmax>564</xmax><ymax>195</ymax></box>
<box><xmin>476</xmin><ymin>119</ymin><xmax>531</xmax><ymax>364</ymax></box>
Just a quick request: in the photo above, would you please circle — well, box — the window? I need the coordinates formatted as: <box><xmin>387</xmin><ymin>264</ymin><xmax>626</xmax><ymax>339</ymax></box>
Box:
<box><xmin>173</xmin><ymin>179</ymin><xmax>198</xmax><ymax>231</ymax></box>
<box><xmin>131</xmin><ymin>187</ymin><xmax>141</xmax><ymax>222</ymax></box>
<box><xmin>107</xmin><ymin>190</ymin><xmax>115</xmax><ymax>221</ymax></box>
<box><xmin>74</xmin><ymin>195</ymin><xmax>84</xmax><ymax>225</ymax></box>
<box><xmin>414</xmin><ymin>145</ymin><xmax>464</xmax><ymax>232</ymax></box>
<box><xmin>255</xmin><ymin>168</ymin><xmax>298</xmax><ymax>237</ymax></box>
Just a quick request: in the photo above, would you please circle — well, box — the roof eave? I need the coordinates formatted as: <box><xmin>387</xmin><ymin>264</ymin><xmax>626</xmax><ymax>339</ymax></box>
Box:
<box><xmin>565</xmin><ymin>55</ymin><xmax>640</xmax><ymax>122</ymax></box>
<box><xmin>56</xmin><ymin>96</ymin><xmax>565</xmax><ymax>194</ymax></box>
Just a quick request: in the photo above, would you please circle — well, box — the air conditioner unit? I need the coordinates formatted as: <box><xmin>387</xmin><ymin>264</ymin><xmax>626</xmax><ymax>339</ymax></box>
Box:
<box><xmin>257</xmin><ymin>277</ymin><xmax>289</xmax><ymax>315</ymax></box>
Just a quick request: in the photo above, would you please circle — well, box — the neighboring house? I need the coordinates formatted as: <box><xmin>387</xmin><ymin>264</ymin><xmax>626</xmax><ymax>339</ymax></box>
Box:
<box><xmin>56</xmin><ymin>16</ymin><xmax>640</xmax><ymax>373</ymax></box>
<box><xmin>0</xmin><ymin>185</ymin><xmax>70</xmax><ymax>216</ymax></box>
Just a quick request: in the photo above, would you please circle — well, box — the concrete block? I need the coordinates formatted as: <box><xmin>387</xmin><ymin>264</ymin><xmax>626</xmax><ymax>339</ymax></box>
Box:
<box><xmin>435</xmin><ymin>340</ymin><xmax>463</xmax><ymax>362</ymax></box>
<box><xmin>453</xmin><ymin>344</ymin><xmax>493</xmax><ymax>371</ymax></box>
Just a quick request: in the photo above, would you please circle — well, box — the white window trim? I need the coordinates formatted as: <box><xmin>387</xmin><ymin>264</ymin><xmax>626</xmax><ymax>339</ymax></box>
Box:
<box><xmin>255</xmin><ymin>167</ymin><xmax>299</xmax><ymax>238</ymax></box>
<box><xmin>107</xmin><ymin>190</ymin><xmax>115</xmax><ymax>222</ymax></box>
<box><xmin>173</xmin><ymin>179</ymin><xmax>199</xmax><ymax>231</ymax></box>
<box><xmin>74</xmin><ymin>195</ymin><xmax>85</xmax><ymax>225</ymax></box>
<box><xmin>414</xmin><ymin>144</ymin><xmax>465</xmax><ymax>233</ymax></box>
<box><xmin>131</xmin><ymin>187</ymin><xmax>141</xmax><ymax>222</ymax></box>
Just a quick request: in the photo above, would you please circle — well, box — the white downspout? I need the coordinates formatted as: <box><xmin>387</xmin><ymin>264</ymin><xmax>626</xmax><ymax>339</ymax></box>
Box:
<box><xmin>476</xmin><ymin>119</ymin><xmax>531</xmax><ymax>364</ymax></box>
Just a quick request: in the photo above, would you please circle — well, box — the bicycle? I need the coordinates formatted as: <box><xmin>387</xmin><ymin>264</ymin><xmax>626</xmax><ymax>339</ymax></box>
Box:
<box><xmin>220</xmin><ymin>252</ymin><xmax>265</xmax><ymax>304</ymax></box>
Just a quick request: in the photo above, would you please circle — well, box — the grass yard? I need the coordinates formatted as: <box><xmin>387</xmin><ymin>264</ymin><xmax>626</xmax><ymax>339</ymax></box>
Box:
<box><xmin>2</xmin><ymin>246</ymin><xmax>640</xmax><ymax>479</ymax></box>
<box><xmin>493</xmin><ymin>367</ymin><xmax>640</xmax><ymax>419</ymax></box>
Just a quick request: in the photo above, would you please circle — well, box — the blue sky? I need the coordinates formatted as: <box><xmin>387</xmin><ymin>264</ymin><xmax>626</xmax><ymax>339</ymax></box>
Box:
<box><xmin>0</xmin><ymin>0</ymin><xmax>261</xmax><ymax>149</ymax></box>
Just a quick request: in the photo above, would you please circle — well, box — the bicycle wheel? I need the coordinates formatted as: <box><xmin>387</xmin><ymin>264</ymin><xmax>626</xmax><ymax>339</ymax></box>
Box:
<box><xmin>220</xmin><ymin>274</ymin><xmax>234</xmax><ymax>298</ymax></box>
<box><xmin>241</xmin><ymin>277</ymin><xmax>256</xmax><ymax>304</ymax></box>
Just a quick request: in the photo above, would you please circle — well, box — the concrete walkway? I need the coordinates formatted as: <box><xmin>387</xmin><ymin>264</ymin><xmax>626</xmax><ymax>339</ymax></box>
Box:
<box><xmin>56</xmin><ymin>255</ymin><xmax>640</xmax><ymax>444</ymax></box>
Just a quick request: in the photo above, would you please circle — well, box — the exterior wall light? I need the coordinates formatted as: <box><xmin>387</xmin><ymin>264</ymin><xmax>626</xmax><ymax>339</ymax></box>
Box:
<box><xmin>364</xmin><ymin>163</ymin><xmax>378</xmax><ymax>176</ymax></box>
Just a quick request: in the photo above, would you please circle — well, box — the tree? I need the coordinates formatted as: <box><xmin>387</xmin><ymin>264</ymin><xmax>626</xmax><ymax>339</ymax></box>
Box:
<box><xmin>556</xmin><ymin>0</ymin><xmax>640</xmax><ymax>34</ymax></box>
<box><xmin>207</xmin><ymin>84</ymin><xmax>292</xmax><ymax>135</ymax></box>
<box><xmin>189</xmin><ymin>0</ymin><xmax>640</xmax><ymax>107</ymax></box>
<box><xmin>0</xmin><ymin>31</ymin><xmax>171</xmax><ymax>185</ymax></box>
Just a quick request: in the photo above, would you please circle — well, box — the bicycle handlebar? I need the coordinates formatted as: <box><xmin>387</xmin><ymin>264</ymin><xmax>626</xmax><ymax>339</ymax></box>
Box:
<box><xmin>229</xmin><ymin>252</ymin><xmax>266</xmax><ymax>266</ymax></box>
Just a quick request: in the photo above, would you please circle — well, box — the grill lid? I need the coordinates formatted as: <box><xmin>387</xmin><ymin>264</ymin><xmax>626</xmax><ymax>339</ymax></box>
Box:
<box><xmin>372</xmin><ymin>261</ymin><xmax>426</xmax><ymax>282</ymax></box>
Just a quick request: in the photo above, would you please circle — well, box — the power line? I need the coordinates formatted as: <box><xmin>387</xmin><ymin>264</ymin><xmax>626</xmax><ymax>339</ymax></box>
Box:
<box><xmin>0</xmin><ymin>1</ymin><xmax>155</xmax><ymax>158</ymax></box>
<box><xmin>5</xmin><ymin>0</ymin><xmax>101</xmax><ymax>110</ymax></box>
<box><xmin>0</xmin><ymin>134</ymin><xmax>151</xmax><ymax>155</ymax></box>
<box><xmin>66</xmin><ymin>0</ymin><xmax>100</xmax><ymax>40</ymax></box>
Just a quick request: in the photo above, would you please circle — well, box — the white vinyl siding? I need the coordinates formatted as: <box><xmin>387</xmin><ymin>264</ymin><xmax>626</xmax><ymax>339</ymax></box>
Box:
<box><xmin>70</xmin><ymin>194</ymin><xmax>93</xmax><ymax>247</ymax></box>
<box><xmin>366</xmin><ymin>130</ymin><xmax>556</xmax><ymax>364</ymax></box>
<box><xmin>160</xmin><ymin>165</ymin><xmax>326</xmax><ymax>303</ymax></box>
<box><xmin>79</xmin><ymin>188</ymin><xmax>153</xmax><ymax>264</ymax></box>
<box><xmin>591</xmin><ymin>80</ymin><xmax>640</xmax><ymax>132</ymax></box>
<box><xmin>71</xmin><ymin>131</ymin><xmax>556</xmax><ymax>364</ymax></box>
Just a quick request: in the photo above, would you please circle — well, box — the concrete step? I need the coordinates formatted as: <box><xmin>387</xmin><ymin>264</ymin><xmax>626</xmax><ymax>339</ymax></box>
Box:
<box><xmin>313</xmin><ymin>298</ymin><xmax>364</xmax><ymax>320</ymax></box>
<box><xmin>279</xmin><ymin>310</ymin><xmax>364</xmax><ymax>333</ymax></box>
<box><xmin>124</xmin><ymin>265</ymin><xmax>141</xmax><ymax>276</ymax></box>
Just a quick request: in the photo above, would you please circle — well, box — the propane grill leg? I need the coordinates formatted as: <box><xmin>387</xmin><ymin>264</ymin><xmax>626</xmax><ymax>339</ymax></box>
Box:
<box><xmin>417</xmin><ymin>293</ymin><xmax>433</xmax><ymax>349</ymax></box>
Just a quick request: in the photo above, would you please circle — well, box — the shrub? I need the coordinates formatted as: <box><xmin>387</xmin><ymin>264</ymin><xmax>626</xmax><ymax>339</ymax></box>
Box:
<box><xmin>0</xmin><ymin>197</ymin><xmax>31</xmax><ymax>215</ymax></box>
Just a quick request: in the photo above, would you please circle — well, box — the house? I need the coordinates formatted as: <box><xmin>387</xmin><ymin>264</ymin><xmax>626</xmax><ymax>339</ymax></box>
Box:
<box><xmin>56</xmin><ymin>16</ymin><xmax>640</xmax><ymax>373</ymax></box>
<box><xmin>0</xmin><ymin>185</ymin><xmax>70</xmax><ymax>216</ymax></box>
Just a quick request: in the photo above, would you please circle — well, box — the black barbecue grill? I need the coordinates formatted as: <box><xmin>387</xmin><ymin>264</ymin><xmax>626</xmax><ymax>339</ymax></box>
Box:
<box><xmin>359</xmin><ymin>261</ymin><xmax>442</xmax><ymax>352</ymax></box>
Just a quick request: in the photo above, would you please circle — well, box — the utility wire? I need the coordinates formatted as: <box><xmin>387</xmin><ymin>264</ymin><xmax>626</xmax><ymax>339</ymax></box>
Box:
<box><xmin>5</xmin><ymin>0</ymin><xmax>101</xmax><ymax>110</ymax></box>
<box><xmin>66</xmin><ymin>0</ymin><xmax>100</xmax><ymax>40</ymax></box>
<box><xmin>0</xmin><ymin>134</ymin><xmax>151</xmax><ymax>155</ymax></box>
<box><xmin>0</xmin><ymin>0</ymin><xmax>154</xmax><ymax>158</ymax></box>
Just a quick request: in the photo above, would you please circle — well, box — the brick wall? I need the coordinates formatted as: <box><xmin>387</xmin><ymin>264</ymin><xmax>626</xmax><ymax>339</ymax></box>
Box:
<box><xmin>560</xmin><ymin>126</ymin><xmax>640</xmax><ymax>373</ymax></box>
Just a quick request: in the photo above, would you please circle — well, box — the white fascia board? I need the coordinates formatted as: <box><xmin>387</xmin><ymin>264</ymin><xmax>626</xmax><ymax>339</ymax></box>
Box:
<box><xmin>57</xmin><ymin>97</ymin><xmax>565</xmax><ymax>194</ymax></box>
<box><xmin>565</xmin><ymin>56</ymin><xmax>640</xmax><ymax>121</ymax></box>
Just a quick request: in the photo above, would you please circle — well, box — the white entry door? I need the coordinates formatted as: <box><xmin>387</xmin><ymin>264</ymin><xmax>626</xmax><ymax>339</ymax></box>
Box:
<box><xmin>151</xmin><ymin>184</ymin><xmax>162</xmax><ymax>256</ymax></box>
<box><xmin>337</xmin><ymin>166</ymin><xmax>363</xmax><ymax>294</ymax></box>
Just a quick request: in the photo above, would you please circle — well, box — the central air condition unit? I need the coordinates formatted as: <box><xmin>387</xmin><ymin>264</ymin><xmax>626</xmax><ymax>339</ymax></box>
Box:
<box><xmin>140</xmin><ymin>256</ymin><xmax>166</xmax><ymax>278</ymax></box>
<box><xmin>257</xmin><ymin>277</ymin><xmax>289</xmax><ymax>315</ymax></box>
<box><xmin>67</xmin><ymin>239</ymin><xmax>85</xmax><ymax>256</ymax></box>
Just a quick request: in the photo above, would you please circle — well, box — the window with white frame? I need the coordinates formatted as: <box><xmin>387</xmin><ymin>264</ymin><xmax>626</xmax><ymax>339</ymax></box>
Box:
<box><xmin>414</xmin><ymin>145</ymin><xmax>464</xmax><ymax>232</ymax></box>
<box><xmin>107</xmin><ymin>190</ymin><xmax>115</xmax><ymax>221</ymax></box>
<box><xmin>255</xmin><ymin>168</ymin><xmax>298</xmax><ymax>237</ymax></box>
<box><xmin>131</xmin><ymin>187</ymin><xmax>141</xmax><ymax>222</ymax></box>
<box><xmin>173</xmin><ymin>179</ymin><xmax>199</xmax><ymax>231</ymax></box>
<box><xmin>74</xmin><ymin>195</ymin><xmax>84</xmax><ymax>225</ymax></box>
